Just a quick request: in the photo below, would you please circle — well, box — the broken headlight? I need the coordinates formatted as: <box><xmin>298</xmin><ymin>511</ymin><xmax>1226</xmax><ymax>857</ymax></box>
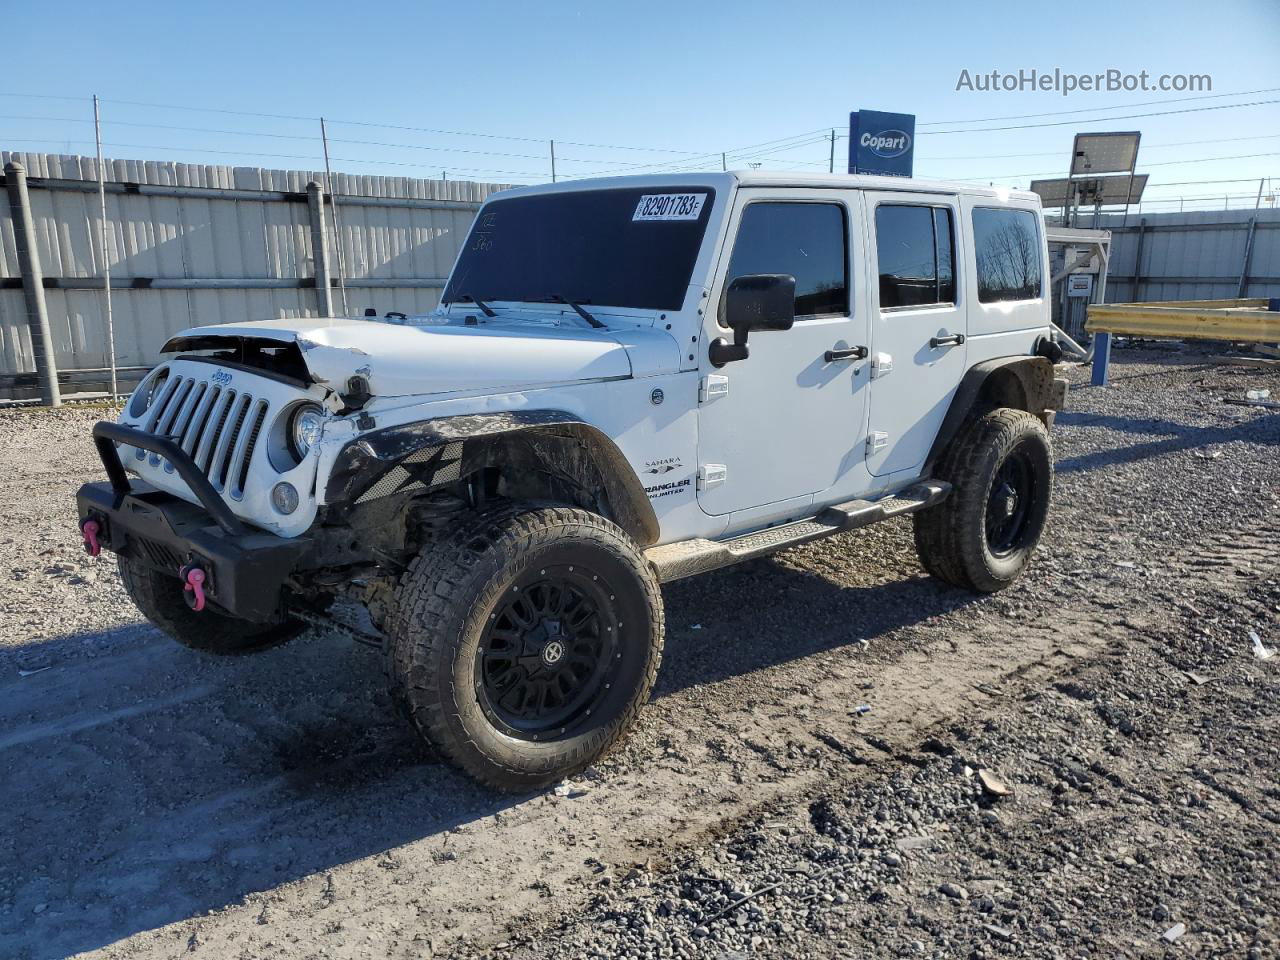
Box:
<box><xmin>128</xmin><ymin>367</ymin><xmax>169</xmax><ymax>418</ymax></box>
<box><xmin>288</xmin><ymin>402</ymin><xmax>325</xmax><ymax>460</ymax></box>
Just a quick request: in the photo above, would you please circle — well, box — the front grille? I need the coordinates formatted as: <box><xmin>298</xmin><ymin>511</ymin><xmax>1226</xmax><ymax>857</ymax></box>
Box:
<box><xmin>135</xmin><ymin>374</ymin><xmax>270</xmax><ymax>502</ymax></box>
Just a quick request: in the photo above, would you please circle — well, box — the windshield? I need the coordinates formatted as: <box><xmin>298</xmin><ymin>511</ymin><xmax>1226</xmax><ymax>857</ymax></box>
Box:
<box><xmin>442</xmin><ymin>187</ymin><xmax>716</xmax><ymax>312</ymax></box>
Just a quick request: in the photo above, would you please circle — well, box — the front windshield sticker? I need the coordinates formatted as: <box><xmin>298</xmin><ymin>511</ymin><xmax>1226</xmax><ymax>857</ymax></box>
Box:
<box><xmin>632</xmin><ymin>193</ymin><xmax>707</xmax><ymax>222</ymax></box>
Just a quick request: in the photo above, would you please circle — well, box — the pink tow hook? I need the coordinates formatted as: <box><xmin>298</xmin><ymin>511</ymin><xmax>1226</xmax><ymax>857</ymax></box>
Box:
<box><xmin>80</xmin><ymin>519</ymin><xmax>101</xmax><ymax>558</ymax></box>
<box><xmin>180</xmin><ymin>564</ymin><xmax>207</xmax><ymax>612</ymax></box>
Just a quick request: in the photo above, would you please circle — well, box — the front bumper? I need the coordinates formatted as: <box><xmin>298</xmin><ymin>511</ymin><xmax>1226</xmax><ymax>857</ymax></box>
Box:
<box><xmin>77</xmin><ymin>422</ymin><xmax>309</xmax><ymax>622</ymax></box>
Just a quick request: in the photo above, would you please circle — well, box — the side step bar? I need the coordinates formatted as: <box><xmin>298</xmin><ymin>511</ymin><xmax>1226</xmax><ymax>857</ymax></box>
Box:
<box><xmin>645</xmin><ymin>481</ymin><xmax>951</xmax><ymax>583</ymax></box>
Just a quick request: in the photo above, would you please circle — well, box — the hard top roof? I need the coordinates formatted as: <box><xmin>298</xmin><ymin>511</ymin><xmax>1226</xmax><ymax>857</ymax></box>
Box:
<box><xmin>495</xmin><ymin>170</ymin><xmax>1039</xmax><ymax>205</ymax></box>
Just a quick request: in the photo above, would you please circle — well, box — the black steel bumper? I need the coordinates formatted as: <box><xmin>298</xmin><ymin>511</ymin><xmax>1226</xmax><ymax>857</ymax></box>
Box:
<box><xmin>76</xmin><ymin>421</ymin><xmax>309</xmax><ymax>622</ymax></box>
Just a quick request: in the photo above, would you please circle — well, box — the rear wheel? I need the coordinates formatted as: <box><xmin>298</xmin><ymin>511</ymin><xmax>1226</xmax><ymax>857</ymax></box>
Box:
<box><xmin>118</xmin><ymin>555</ymin><xmax>303</xmax><ymax>654</ymax></box>
<box><xmin>386</xmin><ymin>503</ymin><xmax>664</xmax><ymax>792</ymax></box>
<box><xmin>913</xmin><ymin>409</ymin><xmax>1053</xmax><ymax>593</ymax></box>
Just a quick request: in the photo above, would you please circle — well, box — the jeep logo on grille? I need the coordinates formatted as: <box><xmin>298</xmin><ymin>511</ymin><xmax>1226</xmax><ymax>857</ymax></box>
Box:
<box><xmin>210</xmin><ymin>370</ymin><xmax>233</xmax><ymax>386</ymax></box>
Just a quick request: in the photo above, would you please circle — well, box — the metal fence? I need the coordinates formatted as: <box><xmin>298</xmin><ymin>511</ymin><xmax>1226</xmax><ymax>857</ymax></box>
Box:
<box><xmin>0</xmin><ymin>151</ymin><xmax>509</xmax><ymax>400</ymax></box>
<box><xmin>1096</xmin><ymin>208</ymin><xmax>1280</xmax><ymax>303</ymax></box>
<box><xmin>5</xmin><ymin>152</ymin><xmax>1277</xmax><ymax>402</ymax></box>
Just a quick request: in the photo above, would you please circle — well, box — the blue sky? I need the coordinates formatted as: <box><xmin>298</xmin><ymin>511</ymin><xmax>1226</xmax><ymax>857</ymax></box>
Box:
<box><xmin>5</xmin><ymin>0</ymin><xmax>1279</xmax><ymax>210</ymax></box>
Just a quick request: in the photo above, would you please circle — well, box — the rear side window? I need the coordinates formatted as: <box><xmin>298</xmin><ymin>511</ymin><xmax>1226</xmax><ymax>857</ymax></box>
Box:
<box><xmin>972</xmin><ymin>207</ymin><xmax>1043</xmax><ymax>303</ymax></box>
<box><xmin>874</xmin><ymin>205</ymin><xmax>956</xmax><ymax>308</ymax></box>
<box><xmin>725</xmin><ymin>202</ymin><xmax>848</xmax><ymax>318</ymax></box>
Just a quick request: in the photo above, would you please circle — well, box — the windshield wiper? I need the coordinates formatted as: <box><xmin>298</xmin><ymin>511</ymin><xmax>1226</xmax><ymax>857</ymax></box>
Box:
<box><xmin>546</xmin><ymin>295</ymin><xmax>604</xmax><ymax>329</ymax></box>
<box><xmin>452</xmin><ymin>295</ymin><xmax>496</xmax><ymax>317</ymax></box>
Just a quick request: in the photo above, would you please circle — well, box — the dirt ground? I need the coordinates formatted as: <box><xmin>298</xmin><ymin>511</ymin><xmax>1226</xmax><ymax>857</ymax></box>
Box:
<box><xmin>0</xmin><ymin>343</ymin><xmax>1276</xmax><ymax>960</ymax></box>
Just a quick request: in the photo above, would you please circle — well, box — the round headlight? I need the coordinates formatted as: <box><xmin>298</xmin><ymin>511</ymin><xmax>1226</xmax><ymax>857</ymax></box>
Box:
<box><xmin>289</xmin><ymin>403</ymin><xmax>326</xmax><ymax>460</ymax></box>
<box><xmin>128</xmin><ymin>368</ymin><xmax>169</xmax><ymax>417</ymax></box>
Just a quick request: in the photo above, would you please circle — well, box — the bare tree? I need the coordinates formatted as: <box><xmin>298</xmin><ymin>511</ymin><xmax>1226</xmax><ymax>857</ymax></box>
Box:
<box><xmin>977</xmin><ymin>220</ymin><xmax>1039</xmax><ymax>299</ymax></box>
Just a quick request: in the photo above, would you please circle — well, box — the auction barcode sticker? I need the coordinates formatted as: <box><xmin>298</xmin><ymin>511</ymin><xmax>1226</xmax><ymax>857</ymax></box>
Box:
<box><xmin>632</xmin><ymin>193</ymin><xmax>707</xmax><ymax>222</ymax></box>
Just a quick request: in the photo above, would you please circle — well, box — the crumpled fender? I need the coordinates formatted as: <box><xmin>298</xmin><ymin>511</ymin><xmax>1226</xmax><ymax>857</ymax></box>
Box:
<box><xmin>324</xmin><ymin>410</ymin><xmax>660</xmax><ymax>546</ymax></box>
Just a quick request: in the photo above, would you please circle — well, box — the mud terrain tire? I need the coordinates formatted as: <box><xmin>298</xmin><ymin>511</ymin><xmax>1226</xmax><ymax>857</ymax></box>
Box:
<box><xmin>387</xmin><ymin>503</ymin><xmax>664</xmax><ymax>792</ymax></box>
<box><xmin>914</xmin><ymin>408</ymin><xmax>1053</xmax><ymax>593</ymax></box>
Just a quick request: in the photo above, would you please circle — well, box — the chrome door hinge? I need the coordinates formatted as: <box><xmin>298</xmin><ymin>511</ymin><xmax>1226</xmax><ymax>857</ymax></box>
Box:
<box><xmin>867</xmin><ymin>432</ymin><xmax>890</xmax><ymax>455</ymax></box>
<box><xmin>871</xmin><ymin>352</ymin><xmax>893</xmax><ymax>379</ymax></box>
<box><xmin>699</xmin><ymin>374</ymin><xmax>730</xmax><ymax>403</ymax></box>
<box><xmin>697</xmin><ymin>463</ymin><xmax>727</xmax><ymax>489</ymax></box>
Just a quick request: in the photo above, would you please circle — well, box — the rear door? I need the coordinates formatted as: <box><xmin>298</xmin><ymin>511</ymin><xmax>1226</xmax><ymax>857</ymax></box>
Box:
<box><xmin>696</xmin><ymin>189</ymin><xmax>870</xmax><ymax>517</ymax></box>
<box><xmin>864</xmin><ymin>193</ymin><xmax>967</xmax><ymax>477</ymax></box>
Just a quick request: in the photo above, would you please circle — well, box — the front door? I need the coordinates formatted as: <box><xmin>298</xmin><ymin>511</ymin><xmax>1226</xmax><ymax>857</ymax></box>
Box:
<box><xmin>696</xmin><ymin>190</ymin><xmax>870</xmax><ymax>517</ymax></box>
<box><xmin>864</xmin><ymin>192</ymin><xmax>968</xmax><ymax>477</ymax></box>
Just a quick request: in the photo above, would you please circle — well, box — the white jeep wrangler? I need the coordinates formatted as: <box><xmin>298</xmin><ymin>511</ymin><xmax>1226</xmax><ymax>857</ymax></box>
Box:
<box><xmin>77</xmin><ymin>172</ymin><xmax>1066</xmax><ymax>791</ymax></box>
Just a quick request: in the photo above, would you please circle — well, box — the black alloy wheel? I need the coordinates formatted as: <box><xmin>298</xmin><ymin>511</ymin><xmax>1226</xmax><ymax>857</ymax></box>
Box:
<box><xmin>985</xmin><ymin>445</ymin><xmax>1037</xmax><ymax>556</ymax></box>
<box><xmin>477</xmin><ymin>565</ymin><xmax>620</xmax><ymax>739</ymax></box>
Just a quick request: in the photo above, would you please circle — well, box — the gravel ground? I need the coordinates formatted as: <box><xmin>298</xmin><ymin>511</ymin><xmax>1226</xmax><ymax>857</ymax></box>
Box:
<box><xmin>0</xmin><ymin>343</ymin><xmax>1276</xmax><ymax>960</ymax></box>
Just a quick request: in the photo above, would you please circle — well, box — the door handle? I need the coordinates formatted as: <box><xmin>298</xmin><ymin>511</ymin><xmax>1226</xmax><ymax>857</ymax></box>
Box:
<box><xmin>929</xmin><ymin>333</ymin><xmax>966</xmax><ymax>349</ymax></box>
<box><xmin>824</xmin><ymin>345</ymin><xmax>869</xmax><ymax>362</ymax></box>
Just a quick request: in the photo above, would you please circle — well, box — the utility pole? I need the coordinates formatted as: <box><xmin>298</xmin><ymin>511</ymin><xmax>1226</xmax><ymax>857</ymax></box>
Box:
<box><xmin>550</xmin><ymin>140</ymin><xmax>557</xmax><ymax>183</ymax></box>
<box><xmin>721</xmin><ymin>152</ymin><xmax>726</xmax><ymax>172</ymax></box>
<box><xmin>829</xmin><ymin>129</ymin><xmax>835</xmax><ymax>173</ymax></box>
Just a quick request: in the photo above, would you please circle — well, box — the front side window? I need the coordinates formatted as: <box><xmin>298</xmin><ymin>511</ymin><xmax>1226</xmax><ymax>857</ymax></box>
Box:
<box><xmin>973</xmin><ymin>207</ymin><xmax>1043</xmax><ymax>303</ymax></box>
<box><xmin>725</xmin><ymin>202</ymin><xmax>848</xmax><ymax>318</ymax></box>
<box><xmin>874</xmin><ymin>204</ymin><xmax>956</xmax><ymax>309</ymax></box>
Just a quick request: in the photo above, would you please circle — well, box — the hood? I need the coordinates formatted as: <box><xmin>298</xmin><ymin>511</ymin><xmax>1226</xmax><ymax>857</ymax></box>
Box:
<box><xmin>162</xmin><ymin>316</ymin><xmax>680</xmax><ymax>398</ymax></box>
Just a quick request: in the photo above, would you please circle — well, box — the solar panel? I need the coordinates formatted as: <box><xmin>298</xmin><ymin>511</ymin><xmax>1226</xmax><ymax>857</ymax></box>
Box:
<box><xmin>1070</xmin><ymin>132</ymin><xmax>1141</xmax><ymax>176</ymax></box>
<box><xmin>1031</xmin><ymin>174</ymin><xmax>1147</xmax><ymax>208</ymax></box>
<box><xmin>1075</xmin><ymin>174</ymin><xmax>1148</xmax><ymax>205</ymax></box>
<box><xmin>1030</xmin><ymin>178</ymin><xmax>1073</xmax><ymax>208</ymax></box>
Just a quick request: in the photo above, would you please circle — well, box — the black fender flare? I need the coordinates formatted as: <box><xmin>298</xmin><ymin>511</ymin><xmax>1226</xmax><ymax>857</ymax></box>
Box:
<box><xmin>324</xmin><ymin>410</ymin><xmax>661</xmax><ymax>546</ymax></box>
<box><xmin>924</xmin><ymin>356</ymin><xmax>1058</xmax><ymax>475</ymax></box>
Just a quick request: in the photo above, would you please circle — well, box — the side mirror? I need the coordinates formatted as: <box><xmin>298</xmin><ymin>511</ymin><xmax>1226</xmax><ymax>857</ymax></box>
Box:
<box><xmin>709</xmin><ymin>274</ymin><xmax>796</xmax><ymax>367</ymax></box>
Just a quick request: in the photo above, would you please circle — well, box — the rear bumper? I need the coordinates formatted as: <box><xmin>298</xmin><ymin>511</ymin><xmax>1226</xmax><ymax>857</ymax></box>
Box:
<box><xmin>77</xmin><ymin>422</ymin><xmax>309</xmax><ymax>622</ymax></box>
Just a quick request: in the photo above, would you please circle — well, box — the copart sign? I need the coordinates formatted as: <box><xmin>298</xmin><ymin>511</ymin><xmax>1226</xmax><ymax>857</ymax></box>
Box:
<box><xmin>848</xmin><ymin>109</ymin><xmax>916</xmax><ymax>178</ymax></box>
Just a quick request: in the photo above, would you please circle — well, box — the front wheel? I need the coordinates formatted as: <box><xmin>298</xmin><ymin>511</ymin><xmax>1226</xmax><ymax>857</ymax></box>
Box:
<box><xmin>913</xmin><ymin>409</ymin><xmax>1053</xmax><ymax>593</ymax></box>
<box><xmin>386</xmin><ymin>504</ymin><xmax>665</xmax><ymax>792</ymax></box>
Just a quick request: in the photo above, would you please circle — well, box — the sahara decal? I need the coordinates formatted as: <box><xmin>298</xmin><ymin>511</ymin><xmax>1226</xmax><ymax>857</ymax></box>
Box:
<box><xmin>643</xmin><ymin>456</ymin><xmax>681</xmax><ymax>475</ymax></box>
<box><xmin>641</xmin><ymin>456</ymin><xmax>691</xmax><ymax>500</ymax></box>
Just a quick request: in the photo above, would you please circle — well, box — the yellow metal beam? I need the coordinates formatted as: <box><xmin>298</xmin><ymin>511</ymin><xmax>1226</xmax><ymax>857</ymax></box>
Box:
<box><xmin>1086</xmin><ymin>299</ymin><xmax>1280</xmax><ymax>343</ymax></box>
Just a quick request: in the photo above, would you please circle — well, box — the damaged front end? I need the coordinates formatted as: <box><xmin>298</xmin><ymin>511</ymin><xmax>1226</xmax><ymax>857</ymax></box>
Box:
<box><xmin>157</xmin><ymin>331</ymin><xmax>375</xmax><ymax>414</ymax></box>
